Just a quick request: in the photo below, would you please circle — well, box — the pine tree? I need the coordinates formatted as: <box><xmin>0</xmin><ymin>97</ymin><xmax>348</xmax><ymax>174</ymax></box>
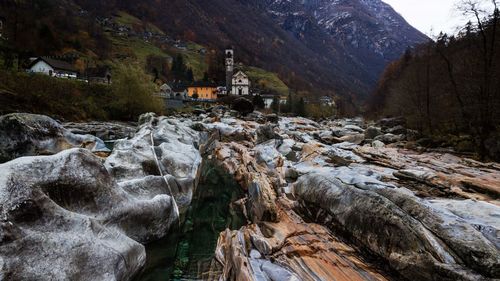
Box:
<box><xmin>185</xmin><ymin>68</ymin><xmax>194</xmax><ymax>82</ymax></box>
<box><xmin>252</xmin><ymin>94</ymin><xmax>265</xmax><ymax>109</ymax></box>
<box><xmin>171</xmin><ymin>54</ymin><xmax>187</xmax><ymax>81</ymax></box>
<box><xmin>296</xmin><ymin>97</ymin><xmax>306</xmax><ymax>117</ymax></box>
<box><xmin>284</xmin><ymin>91</ymin><xmax>294</xmax><ymax>113</ymax></box>
<box><xmin>271</xmin><ymin>96</ymin><xmax>280</xmax><ymax>113</ymax></box>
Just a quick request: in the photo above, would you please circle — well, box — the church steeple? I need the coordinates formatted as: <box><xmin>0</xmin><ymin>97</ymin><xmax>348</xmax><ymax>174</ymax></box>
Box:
<box><xmin>225</xmin><ymin>47</ymin><xmax>234</xmax><ymax>94</ymax></box>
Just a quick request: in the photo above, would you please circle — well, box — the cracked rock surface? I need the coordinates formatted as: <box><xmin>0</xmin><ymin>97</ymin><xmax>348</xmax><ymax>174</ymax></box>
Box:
<box><xmin>0</xmin><ymin>111</ymin><xmax>498</xmax><ymax>281</ymax></box>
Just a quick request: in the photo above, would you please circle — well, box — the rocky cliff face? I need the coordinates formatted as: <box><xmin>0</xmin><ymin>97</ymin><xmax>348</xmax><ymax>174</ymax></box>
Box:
<box><xmin>265</xmin><ymin>0</ymin><xmax>428</xmax><ymax>76</ymax></box>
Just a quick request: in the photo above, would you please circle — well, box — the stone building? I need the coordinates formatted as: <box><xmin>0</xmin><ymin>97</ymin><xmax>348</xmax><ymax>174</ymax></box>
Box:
<box><xmin>231</xmin><ymin>71</ymin><xmax>251</xmax><ymax>96</ymax></box>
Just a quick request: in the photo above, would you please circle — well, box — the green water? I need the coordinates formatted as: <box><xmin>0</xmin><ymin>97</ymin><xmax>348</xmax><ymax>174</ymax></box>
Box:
<box><xmin>135</xmin><ymin>161</ymin><xmax>245</xmax><ymax>281</ymax></box>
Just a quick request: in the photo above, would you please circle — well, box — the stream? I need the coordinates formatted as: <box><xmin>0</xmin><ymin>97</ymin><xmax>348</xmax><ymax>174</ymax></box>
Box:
<box><xmin>135</xmin><ymin>161</ymin><xmax>246</xmax><ymax>281</ymax></box>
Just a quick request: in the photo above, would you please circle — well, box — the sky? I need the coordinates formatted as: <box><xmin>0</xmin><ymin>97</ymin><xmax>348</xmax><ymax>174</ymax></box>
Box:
<box><xmin>383</xmin><ymin>0</ymin><xmax>467</xmax><ymax>36</ymax></box>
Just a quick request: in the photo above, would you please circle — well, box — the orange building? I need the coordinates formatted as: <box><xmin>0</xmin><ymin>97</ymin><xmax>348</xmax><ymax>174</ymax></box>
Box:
<box><xmin>187</xmin><ymin>82</ymin><xmax>218</xmax><ymax>100</ymax></box>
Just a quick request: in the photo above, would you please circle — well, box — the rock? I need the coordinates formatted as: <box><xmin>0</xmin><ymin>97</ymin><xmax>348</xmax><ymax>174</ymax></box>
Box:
<box><xmin>64</xmin><ymin>121</ymin><xmax>136</xmax><ymax>140</ymax></box>
<box><xmin>254</xmin><ymin>140</ymin><xmax>283</xmax><ymax>169</ymax></box>
<box><xmin>405</xmin><ymin>129</ymin><xmax>421</xmax><ymax>141</ymax></box>
<box><xmin>255</xmin><ymin>124</ymin><xmax>280</xmax><ymax>144</ymax></box>
<box><xmin>0</xmin><ymin>149</ymin><xmax>178</xmax><ymax>280</ymax></box>
<box><xmin>324</xmin><ymin>146</ymin><xmax>365</xmax><ymax>166</ymax></box>
<box><xmin>231</xmin><ymin>98</ymin><xmax>255</xmax><ymax>116</ymax></box>
<box><xmin>377</xmin><ymin>117</ymin><xmax>406</xmax><ymax>129</ymax></box>
<box><xmin>372</xmin><ymin>140</ymin><xmax>385</xmax><ymax>148</ymax></box>
<box><xmin>332</xmin><ymin>128</ymin><xmax>352</xmax><ymax>137</ymax></box>
<box><xmin>374</xmin><ymin>133</ymin><xmax>404</xmax><ymax>144</ymax></box>
<box><xmin>285</xmin><ymin>167</ymin><xmax>299</xmax><ymax>180</ymax></box>
<box><xmin>265</xmin><ymin>114</ymin><xmax>279</xmax><ymax>123</ymax></box>
<box><xmin>138</xmin><ymin>112</ymin><xmax>157</xmax><ymax>126</ymax></box>
<box><xmin>355</xmin><ymin>145</ymin><xmax>500</xmax><ymax>201</ymax></box>
<box><xmin>335</xmin><ymin>133</ymin><xmax>365</xmax><ymax>145</ymax></box>
<box><xmin>365</xmin><ymin>126</ymin><xmax>382</xmax><ymax>139</ymax></box>
<box><xmin>105</xmin><ymin>117</ymin><xmax>202</xmax><ymax>211</ymax></box>
<box><xmin>192</xmin><ymin>107</ymin><xmax>206</xmax><ymax>115</ymax></box>
<box><xmin>386</xmin><ymin>125</ymin><xmax>407</xmax><ymax>135</ymax></box>
<box><xmin>344</xmin><ymin>124</ymin><xmax>364</xmax><ymax>133</ymax></box>
<box><xmin>0</xmin><ymin>113</ymin><xmax>109</xmax><ymax>162</ymax></box>
<box><xmin>293</xmin><ymin>168</ymin><xmax>499</xmax><ymax>280</ymax></box>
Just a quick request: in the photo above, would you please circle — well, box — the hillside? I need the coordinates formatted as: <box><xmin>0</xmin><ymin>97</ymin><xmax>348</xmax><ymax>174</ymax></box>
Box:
<box><xmin>1</xmin><ymin>0</ymin><xmax>427</xmax><ymax>101</ymax></box>
<box><xmin>0</xmin><ymin>2</ymin><xmax>287</xmax><ymax>94</ymax></box>
<box><xmin>72</xmin><ymin>0</ymin><xmax>427</xmax><ymax>98</ymax></box>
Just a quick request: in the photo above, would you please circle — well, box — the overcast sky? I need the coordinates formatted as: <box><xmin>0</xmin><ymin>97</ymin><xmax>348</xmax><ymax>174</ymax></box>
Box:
<box><xmin>383</xmin><ymin>0</ymin><xmax>466</xmax><ymax>36</ymax></box>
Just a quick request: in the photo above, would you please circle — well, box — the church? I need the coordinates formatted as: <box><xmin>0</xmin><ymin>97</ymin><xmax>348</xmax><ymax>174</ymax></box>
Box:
<box><xmin>225</xmin><ymin>47</ymin><xmax>251</xmax><ymax>96</ymax></box>
<box><xmin>232</xmin><ymin>71</ymin><xmax>250</xmax><ymax>96</ymax></box>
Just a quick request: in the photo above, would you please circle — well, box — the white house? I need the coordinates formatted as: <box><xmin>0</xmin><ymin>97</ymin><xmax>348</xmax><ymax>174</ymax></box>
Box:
<box><xmin>231</xmin><ymin>70</ymin><xmax>250</xmax><ymax>96</ymax></box>
<box><xmin>158</xmin><ymin>82</ymin><xmax>188</xmax><ymax>100</ymax></box>
<box><xmin>28</xmin><ymin>57</ymin><xmax>78</xmax><ymax>79</ymax></box>
<box><xmin>261</xmin><ymin>94</ymin><xmax>280</xmax><ymax>109</ymax></box>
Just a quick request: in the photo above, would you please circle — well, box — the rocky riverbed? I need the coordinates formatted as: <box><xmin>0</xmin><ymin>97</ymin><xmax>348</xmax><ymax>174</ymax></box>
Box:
<box><xmin>0</xmin><ymin>111</ymin><xmax>498</xmax><ymax>281</ymax></box>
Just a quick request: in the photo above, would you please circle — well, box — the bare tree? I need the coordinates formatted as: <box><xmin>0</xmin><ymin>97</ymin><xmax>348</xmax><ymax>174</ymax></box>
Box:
<box><xmin>457</xmin><ymin>0</ymin><xmax>499</xmax><ymax>158</ymax></box>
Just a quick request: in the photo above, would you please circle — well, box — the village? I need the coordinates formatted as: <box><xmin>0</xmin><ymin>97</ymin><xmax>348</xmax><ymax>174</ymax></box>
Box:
<box><xmin>23</xmin><ymin>47</ymin><xmax>335</xmax><ymax>112</ymax></box>
<box><xmin>0</xmin><ymin>8</ymin><xmax>336</xmax><ymax>116</ymax></box>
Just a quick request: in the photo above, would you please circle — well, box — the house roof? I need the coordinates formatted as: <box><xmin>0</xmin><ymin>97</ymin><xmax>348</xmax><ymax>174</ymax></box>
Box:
<box><xmin>169</xmin><ymin>82</ymin><xmax>188</xmax><ymax>92</ymax></box>
<box><xmin>188</xmin><ymin>81</ymin><xmax>217</xmax><ymax>88</ymax></box>
<box><xmin>29</xmin><ymin>57</ymin><xmax>78</xmax><ymax>72</ymax></box>
<box><xmin>160</xmin><ymin>84</ymin><xmax>172</xmax><ymax>92</ymax></box>
<box><xmin>233</xmin><ymin>70</ymin><xmax>247</xmax><ymax>79</ymax></box>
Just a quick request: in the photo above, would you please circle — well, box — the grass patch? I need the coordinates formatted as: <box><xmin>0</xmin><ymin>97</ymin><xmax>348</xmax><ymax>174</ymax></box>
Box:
<box><xmin>114</xmin><ymin>11</ymin><xmax>165</xmax><ymax>35</ymax></box>
<box><xmin>241</xmin><ymin>66</ymin><xmax>288</xmax><ymax>95</ymax></box>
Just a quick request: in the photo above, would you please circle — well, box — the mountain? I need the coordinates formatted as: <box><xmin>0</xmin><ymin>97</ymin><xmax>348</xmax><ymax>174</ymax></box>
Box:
<box><xmin>2</xmin><ymin>0</ymin><xmax>428</xmax><ymax>100</ymax></box>
<box><xmin>88</xmin><ymin>0</ymin><xmax>428</xmax><ymax>98</ymax></box>
<box><xmin>264</xmin><ymin>0</ymin><xmax>428</xmax><ymax>80</ymax></box>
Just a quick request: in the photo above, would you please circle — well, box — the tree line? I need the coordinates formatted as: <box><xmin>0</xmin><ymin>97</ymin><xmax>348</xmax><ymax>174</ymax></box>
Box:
<box><xmin>367</xmin><ymin>0</ymin><xmax>499</xmax><ymax>160</ymax></box>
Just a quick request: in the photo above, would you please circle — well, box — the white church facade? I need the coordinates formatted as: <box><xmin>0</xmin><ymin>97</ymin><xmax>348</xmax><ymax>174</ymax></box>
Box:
<box><xmin>225</xmin><ymin>47</ymin><xmax>251</xmax><ymax>96</ymax></box>
<box><xmin>232</xmin><ymin>70</ymin><xmax>250</xmax><ymax>96</ymax></box>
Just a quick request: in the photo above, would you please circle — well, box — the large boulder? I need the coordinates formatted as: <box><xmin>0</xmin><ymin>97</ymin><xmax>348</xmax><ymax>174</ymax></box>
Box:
<box><xmin>105</xmin><ymin>116</ymin><xmax>202</xmax><ymax>212</ymax></box>
<box><xmin>64</xmin><ymin>121</ymin><xmax>136</xmax><ymax>140</ymax></box>
<box><xmin>231</xmin><ymin>98</ymin><xmax>255</xmax><ymax>116</ymax></box>
<box><xmin>0</xmin><ymin>113</ymin><xmax>109</xmax><ymax>163</ymax></box>
<box><xmin>0</xmin><ymin>149</ymin><xmax>178</xmax><ymax>280</ymax></box>
<box><xmin>293</xmin><ymin>168</ymin><xmax>500</xmax><ymax>281</ymax></box>
<box><xmin>365</xmin><ymin>126</ymin><xmax>382</xmax><ymax>140</ymax></box>
<box><xmin>377</xmin><ymin>117</ymin><xmax>406</xmax><ymax>129</ymax></box>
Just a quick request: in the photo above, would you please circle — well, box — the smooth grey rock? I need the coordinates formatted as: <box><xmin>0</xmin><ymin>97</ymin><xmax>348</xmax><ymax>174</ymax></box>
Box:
<box><xmin>344</xmin><ymin>124</ymin><xmax>364</xmax><ymax>133</ymax></box>
<box><xmin>256</xmin><ymin>124</ymin><xmax>280</xmax><ymax>144</ymax></box>
<box><xmin>386</xmin><ymin>125</ymin><xmax>407</xmax><ymax>135</ymax></box>
<box><xmin>254</xmin><ymin>140</ymin><xmax>282</xmax><ymax>170</ymax></box>
<box><xmin>0</xmin><ymin>113</ymin><xmax>109</xmax><ymax>162</ymax></box>
<box><xmin>365</xmin><ymin>126</ymin><xmax>382</xmax><ymax>139</ymax></box>
<box><xmin>378</xmin><ymin>117</ymin><xmax>406</xmax><ymax>129</ymax></box>
<box><xmin>371</xmin><ymin>140</ymin><xmax>385</xmax><ymax>148</ymax></box>
<box><xmin>64</xmin><ymin>121</ymin><xmax>136</xmax><ymax>140</ymax></box>
<box><xmin>0</xmin><ymin>149</ymin><xmax>178</xmax><ymax>280</ymax></box>
<box><xmin>293</xmin><ymin>169</ymin><xmax>499</xmax><ymax>280</ymax></box>
<box><xmin>335</xmin><ymin>133</ymin><xmax>365</xmax><ymax>145</ymax></box>
<box><xmin>105</xmin><ymin>117</ymin><xmax>202</xmax><ymax>212</ymax></box>
<box><xmin>375</xmin><ymin>133</ymin><xmax>404</xmax><ymax>144</ymax></box>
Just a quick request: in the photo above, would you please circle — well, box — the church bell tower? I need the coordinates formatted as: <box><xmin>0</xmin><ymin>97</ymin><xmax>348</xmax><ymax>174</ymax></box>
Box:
<box><xmin>225</xmin><ymin>47</ymin><xmax>234</xmax><ymax>94</ymax></box>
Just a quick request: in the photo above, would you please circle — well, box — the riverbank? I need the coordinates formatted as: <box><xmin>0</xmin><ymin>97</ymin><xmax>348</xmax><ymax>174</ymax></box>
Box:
<box><xmin>0</xmin><ymin>110</ymin><xmax>498</xmax><ymax>280</ymax></box>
